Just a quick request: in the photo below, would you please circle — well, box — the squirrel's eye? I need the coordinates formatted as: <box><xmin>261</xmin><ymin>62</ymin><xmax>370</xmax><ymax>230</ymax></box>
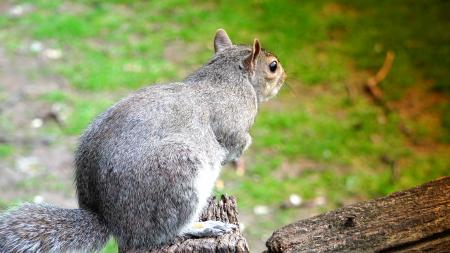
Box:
<box><xmin>269</xmin><ymin>61</ymin><xmax>277</xmax><ymax>73</ymax></box>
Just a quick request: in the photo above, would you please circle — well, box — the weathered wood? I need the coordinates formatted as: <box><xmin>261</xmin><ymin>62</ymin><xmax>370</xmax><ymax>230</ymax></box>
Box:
<box><xmin>124</xmin><ymin>195</ymin><xmax>249</xmax><ymax>253</ymax></box>
<box><xmin>266</xmin><ymin>176</ymin><xmax>450</xmax><ymax>253</ymax></box>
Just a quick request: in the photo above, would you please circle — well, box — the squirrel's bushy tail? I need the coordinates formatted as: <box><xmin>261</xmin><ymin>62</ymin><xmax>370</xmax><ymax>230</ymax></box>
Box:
<box><xmin>0</xmin><ymin>203</ymin><xmax>109</xmax><ymax>253</ymax></box>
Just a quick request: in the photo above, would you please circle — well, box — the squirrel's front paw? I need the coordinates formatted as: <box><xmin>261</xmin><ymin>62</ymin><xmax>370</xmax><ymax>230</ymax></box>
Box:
<box><xmin>182</xmin><ymin>220</ymin><xmax>237</xmax><ymax>238</ymax></box>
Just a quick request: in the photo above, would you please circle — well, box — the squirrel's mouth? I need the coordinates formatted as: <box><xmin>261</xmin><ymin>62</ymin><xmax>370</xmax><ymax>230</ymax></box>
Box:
<box><xmin>274</xmin><ymin>71</ymin><xmax>287</xmax><ymax>95</ymax></box>
<box><xmin>265</xmin><ymin>80</ymin><xmax>284</xmax><ymax>100</ymax></box>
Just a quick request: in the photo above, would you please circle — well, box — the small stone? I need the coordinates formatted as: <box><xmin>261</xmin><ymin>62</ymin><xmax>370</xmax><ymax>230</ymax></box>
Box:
<box><xmin>33</xmin><ymin>195</ymin><xmax>44</xmax><ymax>204</ymax></box>
<box><xmin>16</xmin><ymin>156</ymin><xmax>41</xmax><ymax>175</ymax></box>
<box><xmin>289</xmin><ymin>194</ymin><xmax>302</xmax><ymax>206</ymax></box>
<box><xmin>9</xmin><ymin>4</ymin><xmax>32</xmax><ymax>17</ymax></box>
<box><xmin>30</xmin><ymin>41</ymin><xmax>43</xmax><ymax>53</ymax></box>
<box><xmin>43</xmin><ymin>49</ymin><xmax>62</xmax><ymax>59</ymax></box>
<box><xmin>253</xmin><ymin>205</ymin><xmax>269</xmax><ymax>215</ymax></box>
<box><xmin>31</xmin><ymin>118</ymin><xmax>43</xmax><ymax>128</ymax></box>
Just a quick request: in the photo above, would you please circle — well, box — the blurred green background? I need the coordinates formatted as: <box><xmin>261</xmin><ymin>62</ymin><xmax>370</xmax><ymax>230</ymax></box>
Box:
<box><xmin>0</xmin><ymin>0</ymin><xmax>449</xmax><ymax>252</ymax></box>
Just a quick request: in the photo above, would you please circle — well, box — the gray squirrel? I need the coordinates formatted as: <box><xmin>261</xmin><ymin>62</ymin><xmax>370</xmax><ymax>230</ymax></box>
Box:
<box><xmin>0</xmin><ymin>29</ymin><xmax>286</xmax><ymax>252</ymax></box>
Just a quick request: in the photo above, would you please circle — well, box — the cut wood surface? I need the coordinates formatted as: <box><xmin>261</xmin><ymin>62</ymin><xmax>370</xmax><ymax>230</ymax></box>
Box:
<box><xmin>266</xmin><ymin>176</ymin><xmax>450</xmax><ymax>253</ymax></box>
<box><xmin>123</xmin><ymin>195</ymin><xmax>249</xmax><ymax>253</ymax></box>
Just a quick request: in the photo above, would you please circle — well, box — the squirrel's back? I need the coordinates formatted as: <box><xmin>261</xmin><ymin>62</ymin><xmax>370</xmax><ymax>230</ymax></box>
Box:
<box><xmin>75</xmin><ymin>81</ymin><xmax>229</xmax><ymax>248</ymax></box>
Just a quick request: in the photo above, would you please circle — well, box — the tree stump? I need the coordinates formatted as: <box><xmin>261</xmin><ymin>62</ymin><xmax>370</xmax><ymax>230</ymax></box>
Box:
<box><xmin>123</xmin><ymin>195</ymin><xmax>249</xmax><ymax>253</ymax></box>
<box><xmin>266</xmin><ymin>176</ymin><xmax>450</xmax><ymax>252</ymax></box>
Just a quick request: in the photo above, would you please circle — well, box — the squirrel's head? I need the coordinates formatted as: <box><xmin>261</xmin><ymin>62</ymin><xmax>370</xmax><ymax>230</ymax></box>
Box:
<box><xmin>213</xmin><ymin>29</ymin><xmax>286</xmax><ymax>103</ymax></box>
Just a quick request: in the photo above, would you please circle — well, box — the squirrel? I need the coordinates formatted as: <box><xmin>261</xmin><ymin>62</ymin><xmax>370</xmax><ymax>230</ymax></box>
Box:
<box><xmin>0</xmin><ymin>29</ymin><xmax>286</xmax><ymax>252</ymax></box>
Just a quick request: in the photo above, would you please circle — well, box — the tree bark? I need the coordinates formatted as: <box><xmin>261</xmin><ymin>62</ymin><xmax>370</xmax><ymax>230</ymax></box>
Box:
<box><xmin>266</xmin><ymin>176</ymin><xmax>450</xmax><ymax>252</ymax></box>
<box><xmin>123</xmin><ymin>195</ymin><xmax>249</xmax><ymax>253</ymax></box>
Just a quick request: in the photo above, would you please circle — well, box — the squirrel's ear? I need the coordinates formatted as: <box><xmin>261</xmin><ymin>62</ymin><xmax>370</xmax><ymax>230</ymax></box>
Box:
<box><xmin>214</xmin><ymin>29</ymin><xmax>232</xmax><ymax>53</ymax></box>
<box><xmin>251</xmin><ymin>39</ymin><xmax>261</xmax><ymax>63</ymax></box>
<box><xmin>244</xmin><ymin>39</ymin><xmax>261</xmax><ymax>71</ymax></box>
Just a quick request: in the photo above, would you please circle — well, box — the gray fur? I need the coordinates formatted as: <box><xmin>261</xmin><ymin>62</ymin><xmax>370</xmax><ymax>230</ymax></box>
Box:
<box><xmin>0</xmin><ymin>204</ymin><xmax>109</xmax><ymax>253</ymax></box>
<box><xmin>0</xmin><ymin>29</ymin><xmax>285</xmax><ymax>252</ymax></box>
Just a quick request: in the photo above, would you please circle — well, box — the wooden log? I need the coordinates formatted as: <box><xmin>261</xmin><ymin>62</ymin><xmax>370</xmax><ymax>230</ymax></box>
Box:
<box><xmin>266</xmin><ymin>176</ymin><xmax>450</xmax><ymax>252</ymax></box>
<box><xmin>123</xmin><ymin>195</ymin><xmax>249</xmax><ymax>253</ymax></box>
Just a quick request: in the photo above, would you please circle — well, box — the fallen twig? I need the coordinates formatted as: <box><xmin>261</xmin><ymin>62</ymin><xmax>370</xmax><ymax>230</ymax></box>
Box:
<box><xmin>365</xmin><ymin>51</ymin><xmax>395</xmax><ymax>112</ymax></box>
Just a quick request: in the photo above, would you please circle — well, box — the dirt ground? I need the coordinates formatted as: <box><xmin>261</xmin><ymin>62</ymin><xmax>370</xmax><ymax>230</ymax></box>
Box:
<box><xmin>0</xmin><ymin>45</ymin><xmax>78</xmax><ymax>207</ymax></box>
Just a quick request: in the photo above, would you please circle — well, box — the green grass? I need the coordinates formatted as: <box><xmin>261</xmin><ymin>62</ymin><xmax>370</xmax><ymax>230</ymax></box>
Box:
<box><xmin>101</xmin><ymin>239</ymin><xmax>118</xmax><ymax>253</ymax></box>
<box><xmin>16</xmin><ymin>174</ymin><xmax>70</xmax><ymax>193</ymax></box>
<box><xmin>0</xmin><ymin>144</ymin><xmax>14</xmax><ymax>158</ymax></box>
<box><xmin>1</xmin><ymin>0</ymin><xmax>449</xmax><ymax>251</ymax></box>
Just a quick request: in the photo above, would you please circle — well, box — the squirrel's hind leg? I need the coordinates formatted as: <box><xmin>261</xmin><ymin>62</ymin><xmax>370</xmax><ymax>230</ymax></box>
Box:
<box><xmin>181</xmin><ymin>220</ymin><xmax>237</xmax><ymax>238</ymax></box>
